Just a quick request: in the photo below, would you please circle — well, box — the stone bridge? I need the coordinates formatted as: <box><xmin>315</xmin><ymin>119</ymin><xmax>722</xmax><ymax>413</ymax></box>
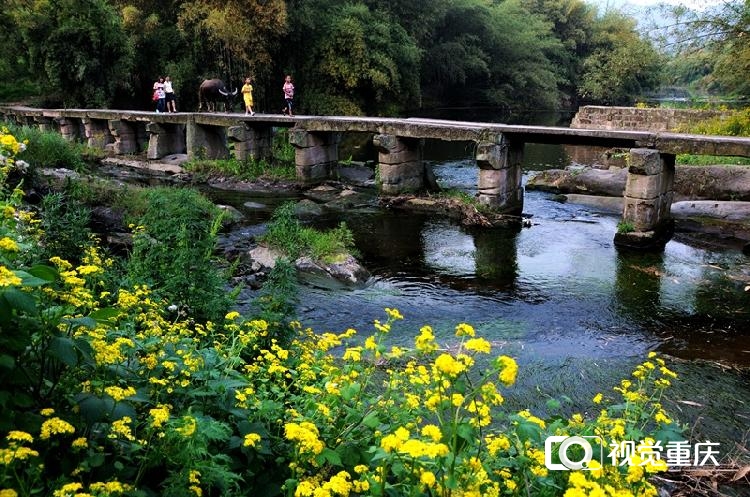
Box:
<box><xmin>3</xmin><ymin>105</ymin><xmax>750</xmax><ymax>250</ymax></box>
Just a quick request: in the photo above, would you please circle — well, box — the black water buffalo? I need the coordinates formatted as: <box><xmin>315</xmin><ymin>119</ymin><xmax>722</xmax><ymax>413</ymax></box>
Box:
<box><xmin>198</xmin><ymin>79</ymin><xmax>239</xmax><ymax>112</ymax></box>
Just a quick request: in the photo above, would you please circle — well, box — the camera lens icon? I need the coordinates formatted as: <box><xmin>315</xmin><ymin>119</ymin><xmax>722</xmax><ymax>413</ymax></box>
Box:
<box><xmin>544</xmin><ymin>436</ymin><xmax>602</xmax><ymax>471</ymax></box>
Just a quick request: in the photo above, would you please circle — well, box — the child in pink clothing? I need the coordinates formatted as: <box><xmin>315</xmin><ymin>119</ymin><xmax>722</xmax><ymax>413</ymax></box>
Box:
<box><xmin>282</xmin><ymin>75</ymin><xmax>295</xmax><ymax>116</ymax></box>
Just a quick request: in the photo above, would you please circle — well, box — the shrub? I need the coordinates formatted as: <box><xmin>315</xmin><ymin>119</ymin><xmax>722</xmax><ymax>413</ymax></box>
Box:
<box><xmin>7</xmin><ymin>123</ymin><xmax>88</xmax><ymax>172</ymax></box>
<box><xmin>260</xmin><ymin>202</ymin><xmax>357</xmax><ymax>263</ymax></box>
<box><xmin>126</xmin><ymin>187</ymin><xmax>232</xmax><ymax>323</ymax></box>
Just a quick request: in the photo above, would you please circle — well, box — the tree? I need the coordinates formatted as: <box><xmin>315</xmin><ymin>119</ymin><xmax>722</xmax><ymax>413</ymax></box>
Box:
<box><xmin>651</xmin><ymin>0</ymin><xmax>750</xmax><ymax>98</ymax></box>
<box><xmin>9</xmin><ymin>0</ymin><xmax>134</xmax><ymax>108</ymax></box>
<box><xmin>578</xmin><ymin>11</ymin><xmax>663</xmax><ymax>105</ymax></box>
<box><xmin>285</xmin><ymin>0</ymin><xmax>421</xmax><ymax>115</ymax></box>
<box><xmin>178</xmin><ymin>0</ymin><xmax>287</xmax><ymax>91</ymax></box>
<box><xmin>521</xmin><ymin>0</ymin><xmax>598</xmax><ymax>107</ymax></box>
<box><xmin>420</xmin><ymin>0</ymin><xmax>565</xmax><ymax>112</ymax></box>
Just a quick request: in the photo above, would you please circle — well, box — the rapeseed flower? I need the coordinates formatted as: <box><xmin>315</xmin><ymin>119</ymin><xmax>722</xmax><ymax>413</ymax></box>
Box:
<box><xmin>496</xmin><ymin>355</ymin><xmax>518</xmax><ymax>386</ymax></box>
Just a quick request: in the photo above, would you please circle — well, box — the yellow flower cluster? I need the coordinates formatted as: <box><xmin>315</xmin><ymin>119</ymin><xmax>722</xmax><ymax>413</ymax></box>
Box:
<box><xmin>39</xmin><ymin>417</ymin><xmax>75</xmax><ymax>440</ymax></box>
<box><xmin>285</xmin><ymin>422</ymin><xmax>325</xmax><ymax>455</ymax></box>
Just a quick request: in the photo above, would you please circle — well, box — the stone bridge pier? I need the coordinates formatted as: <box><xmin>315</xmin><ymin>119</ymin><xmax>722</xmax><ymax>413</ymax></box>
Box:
<box><xmin>614</xmin><ymin>148</ymin><xmax>675</xmax><ymax>250</ymax></box>
<box><xmin>475</xmin><ymin>137</ymin><xmax>524</xmax><ymax>215</ymax></box>
<box><xmin>55</xmin><ymin>117</ymin><xmax>83</xmax><ymax>142</ymax></box>
<box><xmin>374</xmin><ymin>134</ymin><xmax>424</xmax><ymax>194</ymax></box>
<box><xmin>227</xmin><ymin>124</ymin><xmax>273</xmax><ymax>162</ymax></box>
<box><xmin>82</xmin><ymin>118</ymin><xmax>114</xmax><ymax>150</ymax></box>
<box><xmin>108</xmin><ymin>120</ymin><xmax>145</xmax><ymax>155</ymax></box>
<box><xmin>290</xmin><ymin>128</ymin><xmax>341</xmax><ymax>183</ymax></box>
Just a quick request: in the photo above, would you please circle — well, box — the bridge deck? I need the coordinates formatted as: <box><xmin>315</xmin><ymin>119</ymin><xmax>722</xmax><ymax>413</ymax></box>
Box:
<box><xmin>4</xmin><ymin>105</ymin><xmax>750</xmax><ymax>158</ymax></box>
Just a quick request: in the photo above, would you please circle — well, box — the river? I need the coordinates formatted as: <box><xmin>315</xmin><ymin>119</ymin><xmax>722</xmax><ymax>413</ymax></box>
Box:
<box><xmin>211</xmin><ymin>135</ymin><xmax>750</xmax><ymax>456</ymax></box>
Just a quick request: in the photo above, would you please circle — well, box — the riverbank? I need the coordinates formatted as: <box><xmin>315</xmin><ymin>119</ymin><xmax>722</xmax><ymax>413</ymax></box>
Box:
<box><xmin>527</xmin><ymin>164</ymin><xmax>750</xmax><ymax>249</ymax></box>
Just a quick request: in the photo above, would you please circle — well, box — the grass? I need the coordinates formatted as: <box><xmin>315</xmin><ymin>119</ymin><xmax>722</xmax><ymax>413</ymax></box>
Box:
<box><xmin>617</xmin><ymin>220</ymin><xmax>635</xmax><ymax>234</ymax></box>
<box><xmin>183</xmin><ymin>128</ymin><xmax>297</xmax><ymax>181</ymax></box>
<box><xmin>435</xmin><ymin>188</ymin><xmax>492</xmax><ymax>213</ymax></box>
<box><xmin>260</xmin><ymin>202</ymin><xmax>357</xmax><ymax>263</ymax></box>
<box><xmin>183</xmin><ymin>157</ymin><xmax>296</xmax><ymax>181</ymax></box>
<box><xmin>676</xmin><ymin>154</ymin><xmax>750</xmax><ymax>166</ymax></box>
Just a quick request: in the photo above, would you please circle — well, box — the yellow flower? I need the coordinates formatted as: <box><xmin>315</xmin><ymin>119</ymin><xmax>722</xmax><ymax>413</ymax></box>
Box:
<box><xmin>104</xmin><ymin>385</ymin><xmax>136</xmax><ymax>402</ymax></box>
<box><xmin>0</xmin><ymin>237</ymin><xmax>19</xmax><ymax>252</ymax></box>
<box><xmin>384</xmin><ymin>307</ymin><xmax>403</xmax><ymax>320</ymax></box>
<box><xmin>176</xmin><ymin>416</ymin><xmax>197</xmax><ymax>437</ymax></box>
<box><xmin>243</xmin><ymin>433</ymin><xmax>261</xmax><ymax>448</ymax></box>
<box><xmin>455</xmin><ymin>322</ymin><xmax>475</xmax><ymax>337</ymax></box>
<box><xmin>421</xmin><ymin>424</ymin><xmax>442</xmax><ymax>442</ymax></box>
<box><xmin>225</xmin><ymin>311</ymin><xmax>240</xmax><ymax>320</ymax></box>
<box><xmin>434</xmin><ymin>353</ymin><xmax>466</xmax><ymax>376</ymax></box>
<box><xmin>464</xmin><ymin>337</ymin><xmax>491</xmax><ymax>353</ymax></box>
<box><xmin>6</xmin><ymin>431</ymin><xmax>33</xmax><ymax>444</ymax></box>
<box><xmin>149</xmin><ymin>405</ymin><xmax>171</xmax><ymax>429</ymax></box>
<box><xmin>53</xmin><ymin>482</ymin><xmax>83</xmax><ymax>497</ymax></box>
<box><xmin>71</xmin><ymin>437</ymin><xmax>88</xmax><ymax>449</ymax></box>
<box><xmin>0</xmin><ymin>266</ymin><xmax>21</xmax><ymax>287</ymax></box>
<box><xmin>0</xmin><ymin>489</ymin><xmax>18</xmax><ymax>497</ymax></box>
<box><xmin>415</xmin><ymin>326</ymin><xmax>437</xmax><ymax>353</ymax></box>
<box><xmin>420</xmin><ymin>471</ymin><xmax>436</xmax><ymax>487</ymax></box>
<box><xmin>497</xmin><ymin>355</ymin><xmax>518</xmax><ymax>386</ymax></box>
<box><xmin>40</xmin><ymin>417</ymin><xmax>75</xmax><ymax>439</ymax></box>
<box><xmin>592</xmin><ymin>393</ymin><xmax>603</xmax><ymax>404</ymax></box>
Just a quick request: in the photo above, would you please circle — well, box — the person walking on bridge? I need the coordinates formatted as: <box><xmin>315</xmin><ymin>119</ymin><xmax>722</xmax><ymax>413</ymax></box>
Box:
<box><xmin>282</xmin><ymin>75</ymin><xmax>295</xmax><ymax>116</ymax></box>
<box><xmin>164</xmin><ymin>76</ymin><xmax>177</xmax><ymax>113</ymax></box>
<box><xmin>242</xmin><ymin>77</ymin><xmax>255</xmax><ymax>116</ymax></box>
<box><xmin>153</xmin><ymin>77</ymin><xmax>166</xmax><ymax>113</ymax></box>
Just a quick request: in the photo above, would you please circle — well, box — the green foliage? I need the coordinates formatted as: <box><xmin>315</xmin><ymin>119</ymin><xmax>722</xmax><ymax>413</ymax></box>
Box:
<box><xmin>654</xmin><ymin>1</ymin><xmax>750</xmax><ymax>99</ymax></box>
<box><xmin>184</xmin><ymin>157</ymin><xmax>296</xmax><ymax>181</ymax></box>
<box><xmin>126</xmin><ymin>187</ymin><xmax>232</xmax><ymax>323</ymax></box>
<box><xmin>420</xmin><ymin>0</ymin><xmax>565</xmax><ymax>111</ymax></box>
<box><xmin>578</xmin><ymin>11</ymin><xmax>663</xmax><ymax>105</ymax></box>
<box><xmin>677</xmin><ymin>107</ymin><xmax>750</xmax><ymax>137</ymax></box>
<box><xmin>35</xmin><ymin>193</ymin><xmax>93</xmax><ymax>265</ymax></box>
<box><xmin>676</xmin><ymin>155</ymin><xmax>750</xmax><ymax>166</ymax></box>
<box><xmin>288</xmin><ymin>0</ymin><xmax>421</xmax><ymax>115</ymax></box>
<box><xmin>617</xmin><ymin>220</ymin><xmax>635</xmax><ymax>234</ymax></box>
<box><xmin>9</xmin><ymin>0</ymin><xmax>135</xmax><ymax>107</ymax></box>
<box><xmin>7</xmin><ymin>124</ymin><xmax>87</xmax><ymax>172</ymax></box>
<box><xmin>252</xmin><ymin>258</ymin><xmax>298</xmax><ymax>347</ymax></box>
<box><xmin>260</xmin><ymin>202</ymin><xmax>357</xmax><ymax>263</ymax></box>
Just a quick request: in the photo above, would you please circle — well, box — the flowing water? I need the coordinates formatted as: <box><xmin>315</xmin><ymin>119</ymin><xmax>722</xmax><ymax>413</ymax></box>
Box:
<box><xmin>211</xmin><ymin>138</ymin><xmax>750</xmax><ymax>453</ymax></box>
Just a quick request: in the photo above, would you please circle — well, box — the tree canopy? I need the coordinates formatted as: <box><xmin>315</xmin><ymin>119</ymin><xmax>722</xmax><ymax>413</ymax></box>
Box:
<box><xmin>2</xmin><ymin>0</ymin><xmax>678</xmax><ymax>114</ymax></box>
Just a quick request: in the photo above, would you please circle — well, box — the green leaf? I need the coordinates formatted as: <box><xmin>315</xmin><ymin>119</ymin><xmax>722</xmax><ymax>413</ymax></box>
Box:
<box><xmin>515</xmin><ymin>420</ymin><xmax>543</xmax><ymax>442</ymax></box>
<box><xmin>64</xmin><ymin>316</ymin><xmax>97</xmax><ymax>330</ymax></box>
<box><xmin>546</xmin><ymin>398</ymin><xmax>561</xmax><ymax>411</ymax></box>
<box><xmin>1</xmin><ymin>288</ymin><xmax>37</xmax><ymax>314</ymax></box>
<box><xmin>362</xmin><ymin>411</ymin><xmax>380</xmax><ymax>429</ymax></box>
<box><xmin>341</xmin><ymin>382</ymin><xmax>361</xmax><ymax>401</ymax></box>
<box><xmin>456</xmin><ymin>423</ymin><xmax>476</xmax><ymax>442</ymax></box>
<box><xmin>89</xmin><ymin>307</ymin><xmax>121</xmax><ymax>324</ymax></box>
<box><xmin>28</xmin><ymin>264</ymin><xmax>58</xmax><ymax>282</ymax></box>
<box><xmin>316</xmin><ymin>448</ymin><xmax>342</xmax><ymax>467</ymax></box>
<box><xmin>49</xmin><ymin>336</ymin><xmax>78</xmax><ymax>366</ymax></box>
<box><xmin>0</xmin><ymin>354</ymin><xmax>15</xmax><ymax>370</ymax></box>
<box><xmin>13</xmin><ymin>270</ymin><xmax>52</xmax><ymax>287</ymax></box>
<box><xmin>77</xmin><ymin>393</ymin><xmax>108</xmax><ymax>424</ymax></box>
<box><xmin>89</xmin><ymin>452</ymin><xmax>105</xmax><ymax>468</ymax></box>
